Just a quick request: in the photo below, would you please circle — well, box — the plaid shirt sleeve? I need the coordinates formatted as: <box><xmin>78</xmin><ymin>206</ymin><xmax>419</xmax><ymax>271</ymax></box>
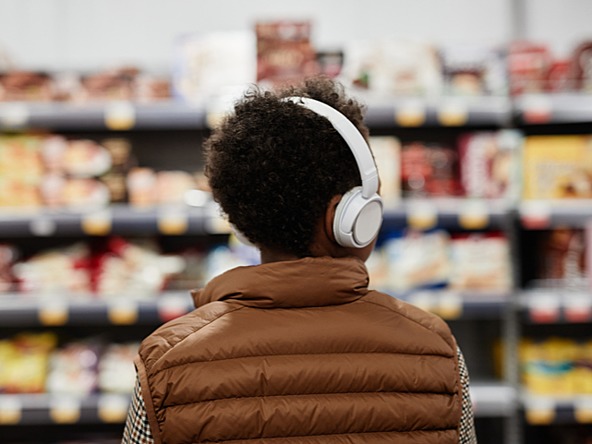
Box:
<box><xmin>121</xmin><ymin>349</ymin><xmax>478</xmax><ymax>444</ymax></box>
<box><xmin>458</xmin><ymin>346</ymin><xmax>478</xmax><ymax>443</ymax></box>
<box><xmin>122</xmin><ymin>377</ymin><xmax>154</xmax><ymax>444</ymax></box>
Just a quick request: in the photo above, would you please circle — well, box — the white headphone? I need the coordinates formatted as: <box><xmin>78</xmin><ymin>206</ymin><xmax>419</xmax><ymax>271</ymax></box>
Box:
<box><xmin>285</xmin><ymin>97</ymin><xmax>383</xmax><ymax>248</ymax></box>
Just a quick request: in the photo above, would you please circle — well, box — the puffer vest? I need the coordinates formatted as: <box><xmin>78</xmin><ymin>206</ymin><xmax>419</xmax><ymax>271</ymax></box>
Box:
<box><xmin>136</xmin><ymin>256</ymin><xmax>462</xmax><ymax>444</ymax></box>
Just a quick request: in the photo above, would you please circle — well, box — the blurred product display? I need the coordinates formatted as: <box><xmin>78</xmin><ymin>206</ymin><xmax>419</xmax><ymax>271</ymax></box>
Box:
<box><xmin>1</xmin><ymin>17</ymin><xmax>592</xmax><ymax>444</ymax></box>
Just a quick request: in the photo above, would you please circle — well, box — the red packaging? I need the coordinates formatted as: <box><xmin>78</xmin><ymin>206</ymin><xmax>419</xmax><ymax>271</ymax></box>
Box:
<box><xmin>507</xmin><ymin>42</ymin><xmax>552</xmax><ymax>95</ymax></box>
<box><xmin>546</xmin><ymin>60</ymin><xmax>572</xmax><ymax>92</ymax></box>
<box><xmin>401</xmin><ymin>142</ymin><xmax>462</xmax><ymax>197</ymax></box>
<box><xmin>256</xmin><ymin>21</ymin><xmax>318</xmax><ymax>86</ymax></box>
<box><xmin>570</xmin><ymin>41</ymin><xmax>592</xmax><ymax>92</ymax></box>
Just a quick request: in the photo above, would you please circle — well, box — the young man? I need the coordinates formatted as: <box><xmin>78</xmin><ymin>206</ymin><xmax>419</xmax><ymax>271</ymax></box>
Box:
<box><xmin>123</xmin><ymin>77</ymin><xmax>477</xmax><ymax>443</ymax></box>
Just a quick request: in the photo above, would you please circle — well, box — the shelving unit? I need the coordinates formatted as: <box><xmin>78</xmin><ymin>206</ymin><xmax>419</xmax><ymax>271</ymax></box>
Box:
<box><xmin>1</xmin><ymin>93</ymin><xmax>591</xmax><ymax>444</ymax></box>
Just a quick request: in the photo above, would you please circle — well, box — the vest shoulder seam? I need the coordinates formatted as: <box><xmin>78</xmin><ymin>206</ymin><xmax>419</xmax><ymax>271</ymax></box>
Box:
<box><xmin>358</xmin><ymin>294</ymin><xmax>456</xmax><ymax>353</ymax></box>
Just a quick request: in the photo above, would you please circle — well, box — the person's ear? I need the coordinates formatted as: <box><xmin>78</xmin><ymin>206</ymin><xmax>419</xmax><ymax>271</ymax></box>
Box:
<box><xmin>324</xmin><ymin>195</ymin><xmax>342</xmax><ymax>243</ymax></box>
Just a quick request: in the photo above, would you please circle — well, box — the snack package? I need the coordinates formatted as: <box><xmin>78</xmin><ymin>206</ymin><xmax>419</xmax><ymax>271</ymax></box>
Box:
<box><xmin>459</xmin><ymin>130</ymin><xmax>522</xmax><ymax>200</ymax></box>
<box><xmin>507</xmin><ymin>41</ymin><xmax>552</xmax><ymax>95</ymax></box>
<box><xmin>570</xmin><ymin>40</ymin><xmax>592</xmax><ymax>93</ymax></box>
<box><xmin>98</xmin><ymin>343</ymin><xmax>138</xmax><ymax>393</ymax></box>
<box><xmin>0</xmin><ymin>135</ymin><xmax>44</xmax><ymax>208</ymax></box>
<box><xmin>538</xmin><ymin>228</ymin><xmax>587</xmax><ymax>282</ymax></box>
<box><xmin>0</xmin><ymin>71</ymin><xmax>54</xmax><ymax>101</ymax></box>
<box><xmin>0</xmin><ymin>333</ymin><xmax>57</xmax><ymax>393</ymax></box>
<box><xmin>342</xmin><ymin>40</ymin><xmax>442</xmax><ymax>96</ymax></box>
<box><xmin>94</xmin><ymin>237</ymin><xmax>185</xmax><ymax>297</ymax></box>
<box><xmin>13</xmin><ymin>243</ymin><xmax>92</xmax><ymax>295</ymax></box>
<box><xmin>369</xmin><ymin>136</ymin><xmax>401</xmax><ymax>205</ymax></box>
<box><xmin>256</xmin><ymin>21</ymin><xmax>318</xmax><ymax>87</ymax></box>
<box><xmin>401</xmin><ymin>142</ymin><xmax>462</xmax><ymax>197</ymax></box>
<box><xmin>440</xmin><ymin>45</ymin><xmax>507</xmax><ymax>96</ymax></box>
<box><xmin>46</xmin><ymin>341</ymin><xmax>100</xmax><ymax>395</ymax></box>
<box><xmin>382</xmin><ymin>230</ymin><xmax>451</xmax><ymax>292</ymax></box>
<box><xmin>172</xmin><ymin>31</ymin><xmax>255</xmax><ymax>103</ymax></box>
<box><xmin>449</xmin><ymin>232</ymin><xmax>512</xmax><ymax>292</ymax></box>
<box><xmin>522</xmin><ymin>135</ymin><xmax>592</xmax><ymax>200</ymax></box>
<box><xmin>0</xmin><ymin>244</ymin><xmax>18</xmax><ymax>293</ymax></box>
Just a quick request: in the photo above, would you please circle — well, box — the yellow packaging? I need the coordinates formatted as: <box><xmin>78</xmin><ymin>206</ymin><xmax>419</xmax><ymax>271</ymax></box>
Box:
<box><xmin>523</xmin><ymin>135</ymin><xmax>592</xmax><ymax>200</ymax></box>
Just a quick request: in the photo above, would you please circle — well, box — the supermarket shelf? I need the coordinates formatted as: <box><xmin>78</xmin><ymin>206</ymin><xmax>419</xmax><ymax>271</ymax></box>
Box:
<box><xmin>0</xmin><ymin>96</ymin><xmax>512</xmax><ymax>132</ymax></box>
<box><xmin>398</xmin><ymin>290</ymin><xmax>510</xmax><ymax>320</ymax></box>
<box><xmin>0</xmin><ymin>200</ymin><xmax>511</xmax><ymax>238</ymax></box>
<box><xmin>519</xmin><ymin>200</ymin><xmax>592</xmax><ymax>229</ymax></box>
<box><xmin>382</xmin><ymin>198</ymin><xmax>511</xmax><ymax>231</ymax></box>
<box><xmin>363</xmin><ymin>95</ymin><xmax>512</xmax><ymax>127</ymax></box>
<box><xmin>471</xmin><ymin>382</ymin><xmax>517</xmax><ymax>417</ymax></box>
<box><xmin>0</xmin><ymin>100</ymin><xmax>208</xmax><ymax>131</ymax></box>
<box><xmin>515</xmin><ymin>93</ymin><xmax>592</xmax><ymax>125</ymax></box>
<box><xmin>0</xmin><ymin>292</ymin><xmax>194</xmax><ymax>327</ymax></box>
<box><xmin>0</xmin><ymin>393</ymin><xmax>130</xmax><ymax>425</ymax></box>
<box><xmin>0</xmin><ymin>204</ymin><xmax>231</xmax><ymax>237</ymax></box>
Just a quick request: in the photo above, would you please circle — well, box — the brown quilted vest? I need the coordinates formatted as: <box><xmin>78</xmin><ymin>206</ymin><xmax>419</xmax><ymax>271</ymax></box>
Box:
<box><xmin>136</xmin><ymin>256</ymin><xmax>462</xmax><ymax>444</ymax></box>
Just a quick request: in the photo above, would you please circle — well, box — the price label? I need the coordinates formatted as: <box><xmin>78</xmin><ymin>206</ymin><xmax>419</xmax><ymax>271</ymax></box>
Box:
<box><xmin>108</xmin><ymin>299</ymin><xmax>139</xmax><ymax>325</ymax></box>
<box><xmin>563</xmin><ymin>292</ymin><xmax>592</xmax><ymax>323</ymax></box>
<box><xmin>524</xmin><ymin>396</ymin><xmax>556</xmax><ymax>425</ymax></box>
<box><xmin>575</xmin><ymin>397</ymin><xmax>592</xmax><ymax>423</ymax></box>
<box><xmin>407</xmin><ymin>200</ymin><xmax>437</xmax><ymax>230</ymax></box>
<box><xmin>30</xmin><ymin>217</ymin><xmax>57</xmax><ymax>237</ymax></box>
<box><xmin>81</xmin><ymin>209</ymin><xmax>112</xmax><ymax>236</ymax></box>
<box><xmin>438</xmin><ymin>99</ymin><xmax>469</xmax><ymax>126</ymax></box>
<box><xmin>158</xmin><ymin>207</ymin><xmax>189</xmax><ymax>235</ymax></box>
<box><xmin>0</xmin><ymin>396</ymin><xmax>22</xmax><ymax>424</ymax></box>
<box><xmin>39</xmin><ymin>300</ymin><xmax>69</xmax><ymax>326</ymax></box>
<box><xmin>50</xmin><ymin>395</ymin><xmax>81</xmax><ymax>424</ymax></box>
<box><xmin>0</xmin><ymin>103</ymin><xmax>30</xmax><ymax>128</ymax></box>
<box><xmin>521</xmin><ymin>94</ymin><xmax>552</xmax><ymax>124</ymax></box>
<box><xmin>437</xmin><ymin>292</ymin><xmax>463</xmax><ymax>320</ymax></box>
<box><xmin>520</xmin><ymin>201</ymin><xmax>551</xmax><ymax>229</ymax></box>
<box><xmin>458</xmin><ymin>200</ymin><xmax>490</xmax><ymax>230</ymax></box>
<box><xmin>395</xmin><ymin>100</ymin><xmax>426</xmax><ymax>127</ymax></box>
<box><xmin>105</xmin><ymin>102</ymin><xmax>135</xmax><ymax>130</ymax></box>
<box><xmin>528</xmin><ymin>293</ymin><xmax>560</xmax><ymax>323</ymax></box>
<box><xmin>158</xmin><ymin>294</ymin><xmax>191</xmax><ymax>322</ymax></box>
<box><xmin>98</xmin><ymin>394</ymin><xmax>130</xmax><ymax>423</ymax></box>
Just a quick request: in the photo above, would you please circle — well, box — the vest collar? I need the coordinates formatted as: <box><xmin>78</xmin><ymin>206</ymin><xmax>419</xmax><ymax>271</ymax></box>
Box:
<box><xmin>192</xmin><ymin>256</ymin><xmax>369</xmax><ymax>309</ymax></box>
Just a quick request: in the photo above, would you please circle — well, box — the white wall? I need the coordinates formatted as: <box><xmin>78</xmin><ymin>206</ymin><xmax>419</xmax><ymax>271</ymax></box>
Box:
<box><xmin>0</xmin><ymin>0</ymin><xmax>589</xmax><ymax>72</ymax></box>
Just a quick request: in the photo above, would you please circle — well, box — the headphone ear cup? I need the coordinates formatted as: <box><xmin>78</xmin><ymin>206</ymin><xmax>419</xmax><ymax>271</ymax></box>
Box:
<box><xmin>333</xmin><ymin>187</ymin><xmax>383</xmax><ymax>248</ymax></box>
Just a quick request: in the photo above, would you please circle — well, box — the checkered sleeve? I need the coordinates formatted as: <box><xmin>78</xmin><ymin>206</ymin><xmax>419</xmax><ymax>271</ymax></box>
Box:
<box><xmin>458</xmin><ymin>346</ymin><xmax>478</xmax><ymax>443</ymax></box>
<box><xmin>122</xmin><ymin>376</ymin><xmax>154</xmax><ymax>444</ymax></box>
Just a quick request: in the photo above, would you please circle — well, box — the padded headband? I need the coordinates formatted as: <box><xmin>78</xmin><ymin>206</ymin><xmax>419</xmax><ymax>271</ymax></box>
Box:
<box><xmin>283</xmin><ymin>97</ymin><xmax>379</xmax><ymax>199</ymax></box>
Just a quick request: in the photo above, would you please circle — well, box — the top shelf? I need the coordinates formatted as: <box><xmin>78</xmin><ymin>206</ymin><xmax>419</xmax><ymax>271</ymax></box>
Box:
<box><xmin>5</xmin><ymin>94</ymin><xmax>592</xmax><ymax>131</ymax></box>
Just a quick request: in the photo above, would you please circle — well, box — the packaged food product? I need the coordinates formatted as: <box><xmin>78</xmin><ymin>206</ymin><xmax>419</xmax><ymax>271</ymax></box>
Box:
<box><xmin>0</xmin><ymin>244</ymin><xmax>18</xmax><ymax>293</ymax></box>
<box><xmin>507</xmin><ymin>41</ymin><xmax>552</xmax><ymax>95</ymax></box>
<box><xmin>369</xmin><ymin>136</ymin><xmax>401</xmax><ymax>205</ymax></box>
<box><xmin>13</xmin><ymin>243</ymin><xmax>92</xmax><ymax>295</ymax></box>
<box><xmin>342</xmin><ymin>40</ymin><xmax>442</xmax><ymax>96</ymax></box>
<box><xmin>459</xmin><ymin>130</ymin><xmax>522</xmax><ymax>200</ymax></box>
<box><xmin>46</xmin><ymin>341</ymin><xmax>100</xmax><ymax>395</ymax></box>
<box><xmin>172</xmin><ymin>31</ymin><xmax>255</xmax><ymax>103</ymax></box>
<box><xmin>440</xmin><ymin>45</ymin><xmax>507</xmax><ymax>96</ymax></box>
<box><xmin>256</xmin><ymin>21</ymin><xmax>318</xmax><ymax>87</ymax></box>
<box><xmin>401</xmin><ymin>142</ymin><xmax>462</xmax><ymax>197</ymax></box>
<box><xmin>0</xmin><ymin>333</ymin><xmax>57</xmax><ymax>393</ymax></box>
<box><xmin>0</xmin><ymin>71</ymin><xmax>54</xmax><ymax>101</ymax></box>
<box><xmin>98</xmin><ymin>343</ymin><xmax>138</xmax><ymax>393</ymax></box>
<box><xmin>449</xmin><ymin>232</ymin><xmax>512</xmax><ymax>292</ymax></box>
<box><xmin>382</xmin><ymin>230</ymin><xmax>451</xmax><ymax>292</ymax></box>
<box><xmin>0</xmin><ymin>135</ymin><xmax>44</xmax><ymax>207</ymax></box>
<box><xmin>522</xmin><ymin>135</ymin><xmax>592</xmax><ymax>200</ymax></box>
<box><xmin>570</xmin><ymin>40</ymin><xmax>592</xmax><ymax>93</ymax></box>
<box><xmin>538</xmin><ymin>228</ymin><xmax>587</xmax><ymax>282</ymax></box>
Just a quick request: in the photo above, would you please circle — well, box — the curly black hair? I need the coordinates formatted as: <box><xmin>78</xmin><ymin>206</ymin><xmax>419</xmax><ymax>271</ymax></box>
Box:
<box><xmin>204</xmin><ymin>76</ymin><xmax>370</xmax><ymax>258</ymax></box>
